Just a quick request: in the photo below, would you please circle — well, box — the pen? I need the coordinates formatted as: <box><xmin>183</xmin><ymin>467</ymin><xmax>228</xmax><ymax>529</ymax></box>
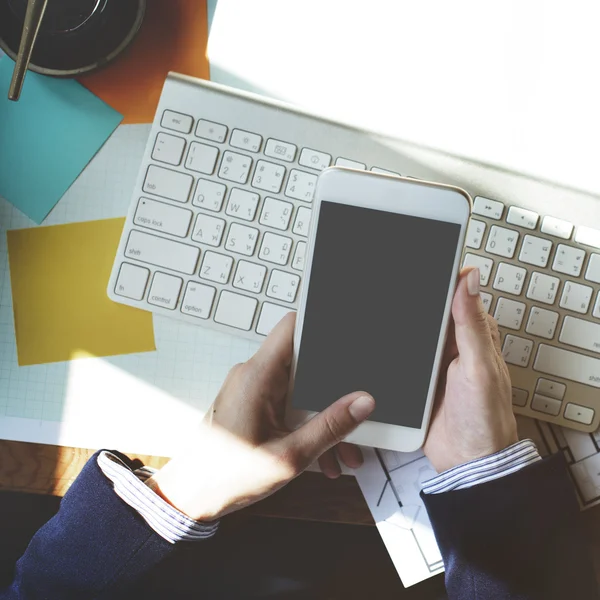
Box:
<box><xmin>8</xmin><ymin>0</ymin><xmax>49</xmax><ymax>101</ymax></box>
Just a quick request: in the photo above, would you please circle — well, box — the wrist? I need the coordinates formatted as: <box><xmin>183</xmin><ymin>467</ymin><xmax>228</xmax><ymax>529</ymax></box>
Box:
<box><xmin>428</xmin><ymin>431</ymin><xmax>519</xmax><ymax>473</ymax></box>
<box><xmin>423</xmin><ymin>439</ymin><xmax>541</xmax><ymax>494</ymax></box>
<box><xmin>148</xmin><ymin>463</ymin><xmax>221</xmax><ymax>522</ymax></box>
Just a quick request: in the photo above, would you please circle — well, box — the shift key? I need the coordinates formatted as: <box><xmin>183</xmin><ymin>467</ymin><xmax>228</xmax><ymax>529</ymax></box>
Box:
<box><xmin>125</xmin><ymin>230</ymin><xmax>199</xmax><ymax>274</ymax></box>
<box><xmin>534</xmin><ymin>344</ymin><xmax>600</xmax><ymax>388</ymax></box>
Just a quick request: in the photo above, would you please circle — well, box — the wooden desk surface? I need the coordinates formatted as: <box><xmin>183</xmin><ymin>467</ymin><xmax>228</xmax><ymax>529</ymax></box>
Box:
<box><xmin>0</xmin><ymin>440</ymin><xmax>373</xmax><ymax>525</ymax></box>
<box><xmin>3</xmin><ymin>439</ymin><xmax>600</xmax><ymax>587</ymax></box>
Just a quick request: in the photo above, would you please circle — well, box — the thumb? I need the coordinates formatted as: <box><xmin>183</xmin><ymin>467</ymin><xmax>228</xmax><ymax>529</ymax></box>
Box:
<box><xmin>452</xmin><ymin>267</ymin><xmax>494</xmax><ymax>367</ymax></box>
<box><xmin>282</xmin><ymin>392</ymin><xmax>375</xmax><ymax>470</ymax></box>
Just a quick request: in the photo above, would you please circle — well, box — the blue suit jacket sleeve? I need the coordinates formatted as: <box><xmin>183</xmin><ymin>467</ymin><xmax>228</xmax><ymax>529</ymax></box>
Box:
<box><xmin>422</xmin><ymin>453</ymin><xmax>599</xmax><ymax>599</ymax></box>
<box><xmin>1</xmin><ymin>450</ymin><xmax>204</xmax><ymax>600</ymax></box>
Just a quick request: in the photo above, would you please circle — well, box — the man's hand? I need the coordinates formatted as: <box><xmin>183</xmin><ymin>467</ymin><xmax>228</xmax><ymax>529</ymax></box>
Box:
<box><xmin>148</xmin><ymin>313</ymin><xmax>374</xmax><ymax>521</ymax></box>
<box><xmin>424</xmin><ymin>267</ymin><xmax>518</xmax><ymax>473</ymax></box>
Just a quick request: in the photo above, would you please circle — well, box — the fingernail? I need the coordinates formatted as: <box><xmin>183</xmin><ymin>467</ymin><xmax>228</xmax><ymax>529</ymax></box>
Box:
<box><xmin>467</xmin><ymin>268</ymin><xmax>480</xmax><ymax>296</ymax></box>
<box><xmin>325</xmin><ymin>466</ymin><xmax>341</xmax><ymax>479</ymax></box>
<box><xmin>348</xmin><ymin>395</ymin><xmax>375</xmax><ymax>422</ymax></box>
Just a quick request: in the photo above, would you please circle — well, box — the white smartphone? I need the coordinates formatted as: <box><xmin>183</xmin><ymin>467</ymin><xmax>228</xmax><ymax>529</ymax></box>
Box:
<box><xmin>286</xmin><ymin>168</ymin><xmax>471</xmax><ymax>452</ymax></box>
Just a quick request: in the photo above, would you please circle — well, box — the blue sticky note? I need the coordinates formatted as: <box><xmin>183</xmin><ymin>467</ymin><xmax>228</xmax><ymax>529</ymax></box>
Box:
<box><xmin>0</xmin><ymin>58</ymin><xmax>123</xmax><ymax>223</ymax></box>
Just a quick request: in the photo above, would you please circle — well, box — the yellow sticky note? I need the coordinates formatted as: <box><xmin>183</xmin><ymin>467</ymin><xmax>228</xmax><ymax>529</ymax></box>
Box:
<box><xmin>7</xmin><ymin>218</ymin><xmax>156</xmax><ymax>366</ymax></box>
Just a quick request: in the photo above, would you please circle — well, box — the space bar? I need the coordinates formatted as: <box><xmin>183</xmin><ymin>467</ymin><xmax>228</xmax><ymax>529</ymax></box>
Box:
<box><xmin>534</xmin><ymin>344</ymin><xmax>600</xmax><ymax>388</ymax></box>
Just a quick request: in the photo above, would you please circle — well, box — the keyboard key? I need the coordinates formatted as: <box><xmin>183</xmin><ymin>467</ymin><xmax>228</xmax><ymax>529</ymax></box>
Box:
<box><xmin>500</xmin><ymin>303</ymin><xmax>524</xmax><ymax>334</ymax></box>
<box><xmin>506</xmin><ymin>206</ymin><xmax>539</xmax><ymax>230</ymax></box>
<box><xmin>265</xmin><ymin>139</ymin><xmax>297</xmax><ymax>162</ymax></box>
<box><xmin>252</xmin><ymin>160</ymin><xmax>286</xmax><ymax>193</ymax></box>
<box><xmin>525</xmin><ymin>306</ymin><xmax>559</xmax><ymax>340</ymax></box>
<box><xmin>195</xmin><ymin>119</ymin><xmax>227</xmax><ymax>143</ymax></box>
<box><xmin>531</xmin><ymin>394</ymin><xmax>562</xmax><ymax>417</ymax></box>
<box><xmin>230</xmin><ymin>129</ymin><xmax>262</xmax><ymax>152</ymax></box>
<box><xmin>200</xmin><ymin>251</ymin><xmax>234</xmax><ymax>284</ymax></box>
<box><xmin>595</xmin><ymin>294</ymin><xmax>600</xmax><ymax>319</ymax></box>
<box><xmin>473</xmin><ymin>196</ymin><xmax>504</xmax><ymax>220</ymax></box>
<box><xmin>219</xmin><ymin>151</ymin><xmax>252</xmax><ymax>183</ymax></box>
<box><xmin>585</xmin><ymin>254</ymin><xmax>600</xmax><ymax>283</ymax></box>
<box><xmin>576</xmin><ymin>226</ymin><xmax>600</xmax><ymax>249</ymax></box>
<box><xmin>462</xmin><ymin>254</ymin><xmax>494</xmax><ymax>286</ymax></box>
<box><xmin>266</xmin><ymin>270</ymin><xmax>300</xmax><ymax>303</ymax></box>
<box><xmin>226</xmin><ymin>188</ymin><xmax>259</xmax><ymax>221</ymax></box>
<box><xmin>214</xmin><ymin>290</ymin><xmax>258</xmax><ymax>331</ymax></box>
<box><xmin>335</xmin><ymin>157</ymin><xmax>366</xmax><ymax>170</ymax></box>
<box><xmin>502</xmin><ymin>334</ymin><xmax>534</xmax><ymax>366</ymax></box>
<box><xmin>256</xmin><ymin>302</ymin><xmax>293</xmax><ymax>336</ymax></box>
<box><xmin>115</xmin><ymin>263</ymin><xmax>150</xmax><ymax>300</ymax></box>
<box><xmin>519</xmin><ymin>234</ymin><xmax>552</xmax><ymax>268</ymax></box>
<box><xmin>559</xmin><ymin>281</ymin><xmax>593</xmax><ymax>314</ymax></box>
<box><xmin>148</xmin><ymin>272</ymin><xmax>183</xmax><ymax>310</ymax></box>
<box><xmin>559</xmin><ymin>315</ymin><xmax>600</xmax><ymax>354</ymax></box>
<box><xmin>259</xmin><ymin>232</ymin><xmax>292</xmax><ymax>265</ymax></box>
<box><xmin>535</xmin><ymin>378</ymin><xmax>566</xmax><ymax>400</ymax></box>
<box><xmin>285</xmin><ymin>169</ymin><xmax>317</xmax><ymax>203</ymax></box>
<box><xmin>485</xmin><ymin>225</ymin><xmax>519</xmax><ymax>258</ymax></box>
<box><xmin>233</xmin><ymin>260</ymin><xmax>267</xmax><ymax>293</ymax></box>
<box><xmin>193</xmin><ymin>179</ymin><xmax>226</xmax><ymax>212</ymax></box>
<box><xmin>191</xmin><ymin>213</ymin><xmax>226</xmax><ymax>247</ymax></box>
<box><xmin>225</xmin><ymin>223</ymin><xmax>259</xmax><ymax>256</ymax></box>
<box><xmin>152</xmin><ymin>132</ymin><xmax>186</xmax><ymax>166</ymax></box>
<box><xmin>259</xmin><ymin>197</ymin><xmax>293</xmax><ymax>231</ymax></box>
<box><xmin>493</xmin><ymin>262</ymin><xmax>526</xmax><ymax>295</ymax></box>
<box><xmin>534</xmin><ymin>344</ymin><xmax>600</xmax><ymax>389</ymax></box>
<box><xmin>292</xmin><ymin>207</ymin><xmax>312</xmax><ymax>237</ymax></box>
<box><xmin>299</xmin><ymin>148</ymin><xmax>331</xmax><ymax>170</ymax></box>
<box><xmin>512</xmin><ymin>387</ymin><xmax>528</xmax><ymax>407</ymax></box>
<box><xmin>185</xmin><ymin>142</ymin><xmax>219</xmax><ymax>174</ymax></box>
<box><xmin>541</xmin><ymin>216</ymin><xmax>573</xmax><ymax>239</ymax></box>
<box><xmin>526</xmin><ymin>272</ymin><xmax>560</xmax><ymax>305</ymax></box>
<box><xmin>494</xmin><ymin>298</ymin><xmax>526</xmax><ymax>330</ymax></box>
<box><xmin>125</xmin><ymin>230</ymin><xmax>199</xmax><ymax>274</ymax></box>
<box><xmin>552</xmin><ymin>244</ymin><xmax>586</xmax><ymax>276</ymax></box>
<box><xmin>161</xmin><ymin>110</ymin><xmax>193</xmax><ymax>134</ymax></box>
<box><xmin>143</xmin><ymin>165</ymin><xmax>193</xmax><ymax>203</ymax></box>
<box><xmin>134</xmin><ymin>198</ymin><xmax>192</xmax><ymax>238</ymax></box>
<box><xmin>564</xmin><ymin>403</ymin><xmax>595</xmax><ymax>426</ymax></box>
<box><xmin>292</xmin><ymin>241</ymin><xmax>306</xmax><ymax>271</ymax></box>
<box><xmin>480</xmin><ymin>292</ymin><xmax>493</xmax><ymax>313</ymax></box>
<box><xmin>465</xmin><ymin>219</ymin><xmax>486</xmax><ymax>249</ymax></box>
<box><xmin>181</xmin><ymin>282</ymin><xmax>215</xmax><ymax>319</ymax></box>
<box><xmin>371</xmin><ymin>167</ymin><xmax>400</xmax><ymax>176</ymax></box>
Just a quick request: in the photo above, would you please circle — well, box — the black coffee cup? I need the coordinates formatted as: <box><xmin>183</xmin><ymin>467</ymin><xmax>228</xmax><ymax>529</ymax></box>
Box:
<box><xmin>0</xmin><ymin>0</ymin><xmax>146</xmax><ymax>77</ymax></box>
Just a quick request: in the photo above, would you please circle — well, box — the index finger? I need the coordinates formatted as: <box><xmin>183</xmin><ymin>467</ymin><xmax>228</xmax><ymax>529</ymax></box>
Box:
<box><xmin>252</xmin><ymin>311</ymin><xmax>296</xmax><ymax>371</ymax></box>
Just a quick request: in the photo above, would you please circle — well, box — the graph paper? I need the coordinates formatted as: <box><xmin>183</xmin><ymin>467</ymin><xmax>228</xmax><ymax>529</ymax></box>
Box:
<box><xmin>0</xmin><ymin>124</ymin><xmax>259</xmax><ymax>456</ymax></box>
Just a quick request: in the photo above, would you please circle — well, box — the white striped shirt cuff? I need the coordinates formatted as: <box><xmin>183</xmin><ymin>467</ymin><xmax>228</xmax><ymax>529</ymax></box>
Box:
<box><xmin>97</xmin><ymin>451</ymin><xmax>219</xmax><ymax>544</ymax></box>
<box><xmin>422</xmin><ymin>439</ymin><xmax>541</xmax><ymax>494</ymax></box>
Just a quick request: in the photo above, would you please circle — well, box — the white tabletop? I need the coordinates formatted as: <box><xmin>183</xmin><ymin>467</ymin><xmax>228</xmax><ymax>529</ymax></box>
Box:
<box><xmin>208</xmin><ymin>0</ymin><xmax>600</xmax><ymax>196</ymax></box>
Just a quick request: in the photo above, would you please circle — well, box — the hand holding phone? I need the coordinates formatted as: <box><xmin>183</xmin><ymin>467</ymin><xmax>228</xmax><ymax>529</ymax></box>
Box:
<box><xmin>424</xmin><ymin>267</ymin><xmax>517</xmax><ymax>472</ymax></box>
<box><xmin>147</xmin><ymin>313</ymin><xmax>375</xmax><ymax>520</ymax></box>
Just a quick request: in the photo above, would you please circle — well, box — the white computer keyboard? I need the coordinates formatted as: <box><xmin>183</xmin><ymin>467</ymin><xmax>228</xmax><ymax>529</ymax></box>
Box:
<box><xmin>108</xmin><ymin>73</ymin><xmax>600</xmax><ymax>434</ymax></box>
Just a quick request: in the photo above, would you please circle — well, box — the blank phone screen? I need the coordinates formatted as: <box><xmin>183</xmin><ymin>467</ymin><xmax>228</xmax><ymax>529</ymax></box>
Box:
<box><xmin>292</xmin><ymin>201</ymin><xmax>462</xmax><ymax>429</ymax></box>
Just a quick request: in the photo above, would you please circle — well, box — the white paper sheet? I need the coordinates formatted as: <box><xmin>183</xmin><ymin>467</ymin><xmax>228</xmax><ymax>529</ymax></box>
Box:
<box><xmin>355</xmin><ymin>415</ymin><xmax>600</xmax><ymax>587</ymax></box>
